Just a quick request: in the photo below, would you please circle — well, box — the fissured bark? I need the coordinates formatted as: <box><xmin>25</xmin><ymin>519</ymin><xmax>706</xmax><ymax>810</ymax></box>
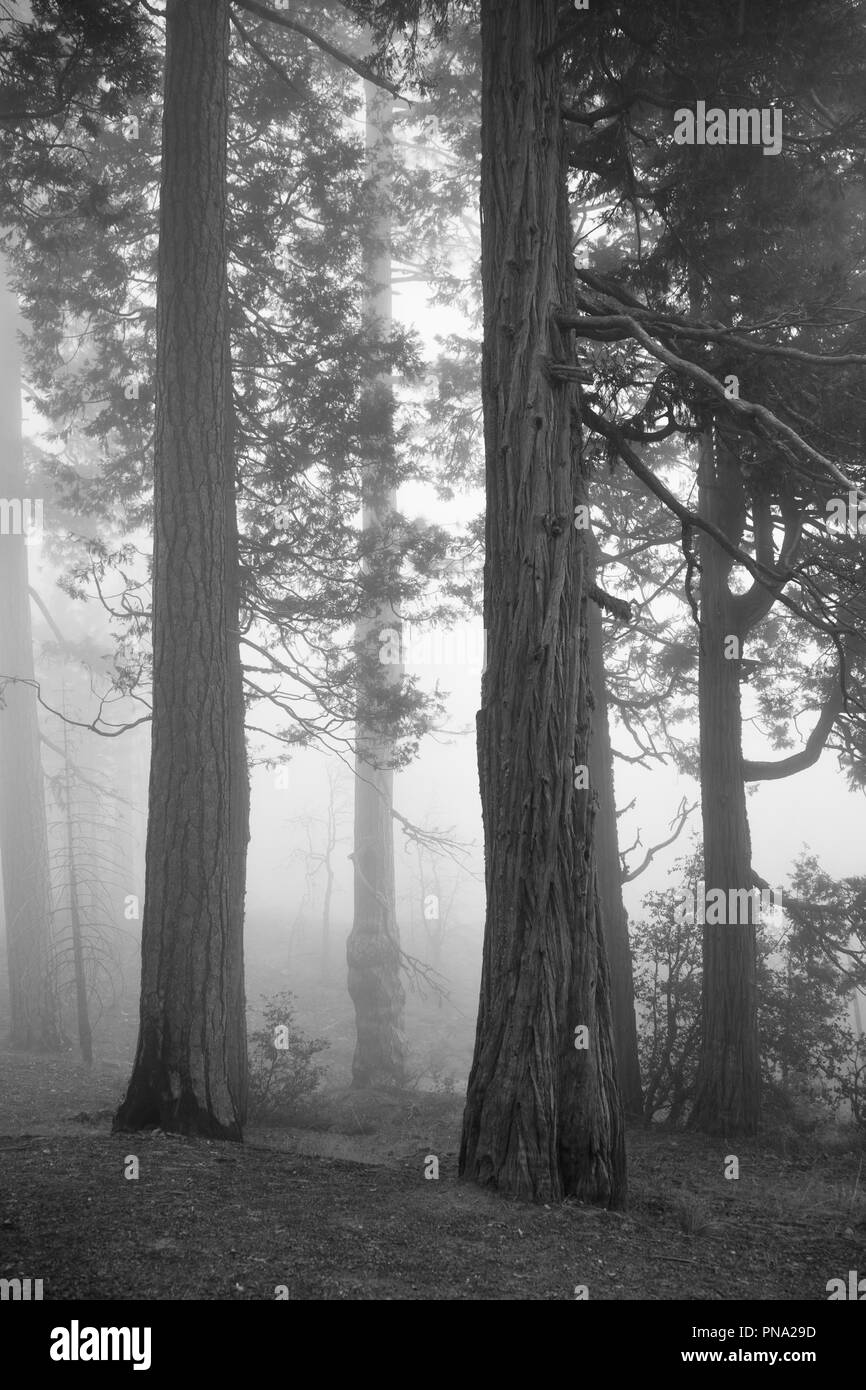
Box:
<box><xmin>459</xmin><ymin>0</ymin><xmax>626</xmax><ymax>1205</ymax></box>
<box><xmin>114</xmin><ymin>0</ymin><xmax>248</xmax><ymax>1138</ymax></box>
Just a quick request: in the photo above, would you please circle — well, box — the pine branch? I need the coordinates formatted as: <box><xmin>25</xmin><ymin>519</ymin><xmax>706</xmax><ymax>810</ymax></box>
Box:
<box><xmin>40</xmin><ymin>732</ymin><xmax>137</xmax><ymax>809</ymax></box>
<box><xmin>229</xmin><ymin>9</ymin><xmax>304</xmax><ymax>100</ymax></box>
<box><xmin>588</xmin><ymin>581</ymin><xmax>633</xmax><ymax>622</ymax></box>
<box><xmin>560</xmin><ymin>91</ymin><xmax>684</xmax><ymax>125</ymax></box>
<box><xmin>230</xmin><ymin>0</ymin><xmax>404</xmax><ymax>97</ymax></box>
<box><xmin>742</xmin><ymin>685</ymin><xmax>845</xmax><ymax>781</ymax></box>
<box><xmin>574</xmin><ymin>269</ymin><xmax>866</xmax><ymax>367</ymax></box>
<box><xmin>0</xmin><ymin>673</ymin><xmax>150</xmax><ymax>737</ymax></box>
<box><xmin>729</xmin><ymin>493</ymin><xmax>803</xmax><ymax>635</ymax></box>
<box><xmin>559</xmin><ymin>310</ymin><xmax>861</xmax><ymax>494</ymax></box>
<box><xmin>582</xmin><ymin>405</ymin><xmax>858</xmax><ymax>661</ymax></box>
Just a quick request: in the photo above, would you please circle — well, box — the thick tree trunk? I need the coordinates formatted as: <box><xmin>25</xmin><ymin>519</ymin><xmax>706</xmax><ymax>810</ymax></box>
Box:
<box><xmin>346</xmin><ymin>79</ymin><xmax>405</xmax><ymax>1089</ymax></box>
<box><xmin>114</xmin><ymin>0</ymin><xmax>248</xmax><ymax>1138</ymax></box>
<box><xmin>321</xmin><ymin>861</ymin><xmax>334</xmax><ymax>981</ymax></box>
<box><xmin>689</xmin><ymin>429</ymin><xmax>760</xmax><ymax>1135</ymax></box>
<box><xmin>0</xmin><ymin>266</ymin><xmax>61</xmax><ymax>1051</ymax></box>
<box><xmin>588</xmin><ymin>596</ymin><xmax>643</xmax><ymax>1116</ymax></box>
<box><xmin>61</xmin><ymin>706</ymin><xmax>92</xmax><ymax>1066</ymax></box>
<box><xmin>459</xmin><ymin>0</ymin><xmax>626</xmax><ymax>1205</ymax></box>
<box><xmin>320</xmin><ymin>788</ymin><xmax>335</xmax><ymax>982</ymax></box>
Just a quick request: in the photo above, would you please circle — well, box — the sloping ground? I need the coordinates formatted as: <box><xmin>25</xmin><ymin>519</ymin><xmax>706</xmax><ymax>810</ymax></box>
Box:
<box><xmin>0</xmin><ymin>1051</ymin><xmax>862</xmax><ymax>1300</ymax></box>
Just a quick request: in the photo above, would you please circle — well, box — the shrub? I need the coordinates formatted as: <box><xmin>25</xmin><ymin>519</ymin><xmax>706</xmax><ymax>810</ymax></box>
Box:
<box><xmin>247</xmin><ymin>992</ymin><xmax>329</xmax><ymax>1122</ymax></box>
<box><xmin>632</xmin><ymin>848</ymin><xmax>865</xmax><ymax>1127</ymax></box>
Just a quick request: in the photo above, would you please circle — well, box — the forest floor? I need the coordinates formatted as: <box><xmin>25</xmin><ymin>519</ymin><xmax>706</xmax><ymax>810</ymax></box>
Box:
<box><xmin>0</xmin><ymin>1049</ymin><xmax>863</xmax><ymax>1301</ymax></box>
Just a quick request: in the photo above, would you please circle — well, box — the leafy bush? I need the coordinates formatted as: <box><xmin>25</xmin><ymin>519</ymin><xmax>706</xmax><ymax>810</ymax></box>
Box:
<box><xmin>247</xmin><ymin>992</ymin><xmax>329</xmax><ymax>1122</ymax></box>
<box><xmin>631</xmin><ymin>853</ymin><xmax>703</xmax><ymax>1124</ymax></box>
<box><xmin>632</xmin><ymin>849</ymin><xmax>866</xmax><ymax>1127</ymax></box>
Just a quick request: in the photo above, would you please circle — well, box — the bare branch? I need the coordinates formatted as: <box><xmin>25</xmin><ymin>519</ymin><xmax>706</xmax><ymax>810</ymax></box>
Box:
<box><xmin>397</xmin><ymin>947</ymin><xmax>449</xmax><ymax>1003</ymax></box>
<box><xmin>620</xmin><ymin>797</ymin><xmax>698</xmax><ymax>883</ymax></box>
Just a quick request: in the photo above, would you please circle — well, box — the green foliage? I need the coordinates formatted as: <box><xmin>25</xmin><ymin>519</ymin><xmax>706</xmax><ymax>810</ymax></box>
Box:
<box><xmin>247</xmin><ymin>992</ymin><xmax>329</xmax><ymax>1122</ymax></box>
<box><xmin>0</xmin><ymin>1</ymin><xmax>158</xmax><ymax>128</ymax></box>
<box><xmin>780</xmin><ymin>853</ymin><xmax>866</xmax><ymax>1129</ymax></box>
<box><xmin>568</xmin><ymin>0</ymin><xmax>866</xmax><ymax>783</ymax></box>
<box><xmin>672</xmin><ymin>1193</ymin><xmax>711</xmax><ymax>1237</ymax></box>
<box><xmin>1</xmin><ymin>1</ymin><xmax>482</xmax><ymax>758</ymax></box>
<box><xmin>632</xmin><ymin>852</ymin><xmax>703</xmax><ymax>1125</ymax></box>
<box><xmin>633</xmin><ymin>849</ymin><xmax>865</xmax><ymax>1127</ymax></box>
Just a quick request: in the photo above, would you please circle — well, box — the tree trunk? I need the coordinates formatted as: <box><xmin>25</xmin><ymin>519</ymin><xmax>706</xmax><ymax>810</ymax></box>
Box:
<box><xmin>689</xmin><ymin>429</ymin><xmax>760</xmax><ymax>1136</ymax></box>
<box><xmin>588</xmin><ymin>595</ymin><xmax>643</xmax><ymax>1116</ymax></box>
<box><xmin>0</xmin><ymin>264</ymin><xmax>61</xmax><ymax>1051</ymax></box>
<box><xmin>320</xmin><ymin>791</ymin><xmax>335</xmax><ymax>982</ymax></box>
<box><xmin>458</xmin><ymin>0</ymin><xmax>626</xmax><ymax>1205</ymax></box>
<box><xmin>346</xmin><ymin>79</ymin><xmax>405</xmax><ymax>1089</ymax></box>
<box><xmin>61</xmin><ymin>701</ymin><xmax>92</xmax><ymax>1066</ymax></box>
<box><xmin>114</xmin><ymin>0</ymin><xmax>248</xmax><ymax>1138</ymax></box>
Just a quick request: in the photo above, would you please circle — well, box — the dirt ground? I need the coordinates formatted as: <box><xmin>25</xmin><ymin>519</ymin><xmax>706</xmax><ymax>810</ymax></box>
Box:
<box><xmin>0</xmin><ymin>1050</ymin><xmax>863</xmax><ymax>1300</ymax></box>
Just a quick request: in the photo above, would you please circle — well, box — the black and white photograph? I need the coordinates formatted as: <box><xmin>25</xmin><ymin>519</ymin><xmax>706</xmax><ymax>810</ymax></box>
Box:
<box><xmin>0</xmin><ymin>0</ymin><xmax>864</xmax><ymax>1350</ymax></box>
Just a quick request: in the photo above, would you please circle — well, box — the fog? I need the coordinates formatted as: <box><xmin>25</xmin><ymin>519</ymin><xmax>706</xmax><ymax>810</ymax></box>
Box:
<box><xmin>1</xmin><ymin>0</ymin><xmax>864</xmax><ymax>1329</ymax></box>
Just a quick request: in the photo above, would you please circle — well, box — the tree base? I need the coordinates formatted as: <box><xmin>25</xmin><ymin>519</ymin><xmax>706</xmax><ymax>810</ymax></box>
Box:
<box><xmin>689</xmin><ymin>1085</ymin><xmax>760</xmax><ymax>1138</ymax></box>
<box><xmin>113</xmin><ymin>1076</ymin><xmax>243</xmax><ymax>1141</ymax></box>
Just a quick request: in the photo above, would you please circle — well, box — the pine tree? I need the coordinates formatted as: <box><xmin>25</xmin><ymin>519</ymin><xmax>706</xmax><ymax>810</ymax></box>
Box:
<box><xmin>458</xmin><ymin>0</ymin><xmax>626</xmax><ymax>1204</ymax></box>
<box><xmin>114</xmin><ymin>0</ymin><xmax>248</xmax><ymax>1137</ymax></box>
<box><xmin>347</xmin><ymin>79</ymin><xmax>406</xmax><ymax>1089</ymax></box>
<box><xmin>0</xmin><ymin>263</ymin><xmax>61</xmax><ymax>1050</ymax></box>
